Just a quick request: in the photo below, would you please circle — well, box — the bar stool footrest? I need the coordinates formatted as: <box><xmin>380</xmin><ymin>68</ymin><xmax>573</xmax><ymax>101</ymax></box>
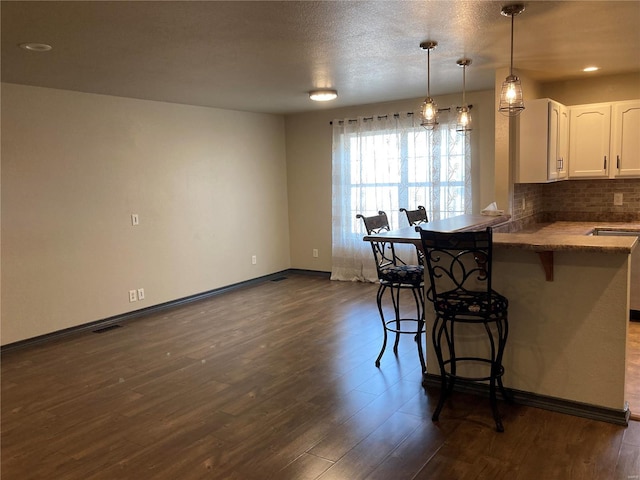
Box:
<box><xmin>383</xmin><ymin>318</ymin><xmax>425</xmax><ymax>335</ymax></box>
<box><xmin>441</xmin><ymin>357</ymin><xmax>505</xmax><ymax>382</ymax></box>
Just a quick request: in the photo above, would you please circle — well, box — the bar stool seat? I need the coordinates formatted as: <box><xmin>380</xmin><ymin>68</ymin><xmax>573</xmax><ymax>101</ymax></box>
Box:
<box><xmin>419</xmin><ymin>226</ymin><xmax>509</xmax><ymax>432</ymax></box>
<box><xmin>433</xmin><ymin>291</ymin><xmax>508</xmax><ymax>317</ymax></box>
<box><xmin>379</xmin><ymin>264</ymin><xmax>423</xmax><ymax>284</ymax></box>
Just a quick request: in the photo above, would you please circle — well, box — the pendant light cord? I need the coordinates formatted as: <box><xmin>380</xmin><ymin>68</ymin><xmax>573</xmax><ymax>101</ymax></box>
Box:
<box><xmin>427</xmin><ymin>48</ymin><xmax>431</xmax><ymax>97</ymax></box>
<box><xmin>509</xmin><ymin>13</ymin><xmax>515</xmax><ymax>75</ymax></box>
<box><xmin>462</xmin><ymin>64</ymin><xmax>466</xmax><ymax>105</ymax></box>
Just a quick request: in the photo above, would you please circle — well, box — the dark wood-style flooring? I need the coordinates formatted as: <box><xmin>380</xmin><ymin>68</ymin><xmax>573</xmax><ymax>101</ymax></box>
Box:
<box><xmin>2</xmin><ymin>273</ymin><xmax>639</xmax><ymax>479</ymax></box>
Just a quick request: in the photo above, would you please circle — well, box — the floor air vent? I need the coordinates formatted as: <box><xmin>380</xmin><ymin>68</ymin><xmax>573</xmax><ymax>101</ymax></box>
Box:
<box><xmin>92</xmin><ymin>324</ymin><xmax>122</xmax><ymax>333</ymax></box>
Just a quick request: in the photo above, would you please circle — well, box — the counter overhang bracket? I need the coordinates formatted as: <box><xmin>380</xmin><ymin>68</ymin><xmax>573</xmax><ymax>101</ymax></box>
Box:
<box><xmin>537</xmin><ymin>250</ymin><xmax>554</xmax><ymax>281</ymax></box>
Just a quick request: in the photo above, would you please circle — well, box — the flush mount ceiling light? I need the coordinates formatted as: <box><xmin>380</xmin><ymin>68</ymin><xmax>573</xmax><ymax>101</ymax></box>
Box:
<box><xmin>456</xmin><ymin>59</ymin><xmax>472</xmax><ymax>134</ymax></box>
<box><xmin>309</xmin><ymin>89</ymin><xmax>338</xmax><ymax>102</ymax></box>
<box><xmin>498</xmin><ymin>4</ymin><xmax>526</xmax><ymax>116</ymax></box>
<box><xmin>19</xmin><ymin>42</ymin><xmax>53</xmax><ymax>52</ymax></box>
<box><xmin>419</xmin><ymin>41</ymin><xmax>438</xmax><ymax>129</ymax></box>
<box><xmin>583</xmin><ymin>66</ymin><xmax>599</xmax><ymax>72</ymax></box>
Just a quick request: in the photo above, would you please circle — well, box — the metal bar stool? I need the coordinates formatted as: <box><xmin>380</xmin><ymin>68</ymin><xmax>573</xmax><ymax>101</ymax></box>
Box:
<box><xmin>357</xmin><ymin>211</ymin><xmax>426</xmax><ymax>375</ymax></box>
<box><xmin>418</xmin><ymin>227</ymin><xmax>509</xmax><ymax>432</ymax></box>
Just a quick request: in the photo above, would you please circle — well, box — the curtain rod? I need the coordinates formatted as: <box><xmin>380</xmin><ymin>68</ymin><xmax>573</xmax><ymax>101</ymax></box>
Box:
<box><xmin>329</xmin><ymin>105</ymin><xmax>472</xmax><ymax>125</ymax></box>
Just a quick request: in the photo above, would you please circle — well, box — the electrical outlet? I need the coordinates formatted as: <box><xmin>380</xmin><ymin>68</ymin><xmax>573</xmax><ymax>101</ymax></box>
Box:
<box><xmin>129</xmin><ymin>290</ymin><xmax>137</xmax><ymax>302</ymax></box>
<box><xmin>313</xmin><ymin>248</ymin><xmax>319</xmax><ymax>258</ymax></box>
<box><xmin>251</xmin><ymin>255</ymin><xmax>257</xmax><ymax>265</ymax></box>
<box><xmin>614</xmin><ymin>193</ymin><xmax>623</xmax><ymax>206</ymax></box>
<box><xmin>131</xmin><ymin>214</ymin><xmax>139</xmax><ymax>226</ymax></box>
<box><xmin>137</xmin><ymin>288</ymin><xmax>145</xmax><ymax>300</ymax></box>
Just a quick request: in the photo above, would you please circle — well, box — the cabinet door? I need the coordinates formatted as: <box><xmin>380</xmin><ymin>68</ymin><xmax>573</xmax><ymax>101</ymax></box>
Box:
<box><xmin>557</xmin><ymin>104</ymin><xmax>569</xmax><ymax>179</ymax></box>
<box><xmin>548</xmin><ymin>102</ymin><xmax>561</xmax><ymax>181</ymax></box>
<box><xmin>517</xmin><ymin>98</ymin><xmax>567</xmax><ymax>183</ymax></box>
<box><xmin>548</xmin><ymin>101</ymin><xmax>568</xmax><ymax>180</ymax></box>
<box><xmin>612</xmin><ymin>100</ymin><xmax>640</xmax><ymax>177</ymax></box>
<box><xmin>569</xmin><ymin>104</ymin><xmax>611</xmax><ymax>178</ymax></box>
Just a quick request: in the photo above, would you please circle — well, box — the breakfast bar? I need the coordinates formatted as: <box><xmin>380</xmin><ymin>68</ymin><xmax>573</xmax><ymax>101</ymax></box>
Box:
<box><xmin>364</xmin><ymin>215</ymin><xmax>639</xmax><ymax>424</ymax></box>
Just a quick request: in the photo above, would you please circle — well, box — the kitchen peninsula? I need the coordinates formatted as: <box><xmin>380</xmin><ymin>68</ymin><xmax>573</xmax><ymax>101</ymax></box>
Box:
<box><xmin>364</xmin><ymin>215</ymin><xmax>638</xmax><ymax>424</ymax></box>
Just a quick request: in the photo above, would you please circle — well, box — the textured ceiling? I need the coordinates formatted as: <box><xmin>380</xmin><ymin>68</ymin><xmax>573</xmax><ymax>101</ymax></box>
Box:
<box><xmin>2</xmin><ymin>1</ymin><xmax>639</xmax><ymax>114</ymax></box>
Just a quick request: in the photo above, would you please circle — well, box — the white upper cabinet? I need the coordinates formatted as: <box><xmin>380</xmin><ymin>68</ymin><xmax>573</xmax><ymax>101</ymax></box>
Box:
<box><xmin>517</xmin><ymin>98</ymin><xmax>568</xmax><ymax>183</ymax></box>
<box><xmin>569</xmin><ymin>103</ymin><xmax>611</xmax><ymax>178</ymax></box>
<box><xmin>612</xmin><ymin>100</ymin><xmax>640</xmax><ymax>177</ymax></box>
<box><xmin>568</xmin><ymin>99</ymin><xmax>640</xmax><ymax>179</ymax></box>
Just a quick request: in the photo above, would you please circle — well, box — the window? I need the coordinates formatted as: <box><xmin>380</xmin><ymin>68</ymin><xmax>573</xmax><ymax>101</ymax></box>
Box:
<box><xmin>331</xmin><ymin>112</ymin><xmax>471</xmax><ymax>282</ymax></box>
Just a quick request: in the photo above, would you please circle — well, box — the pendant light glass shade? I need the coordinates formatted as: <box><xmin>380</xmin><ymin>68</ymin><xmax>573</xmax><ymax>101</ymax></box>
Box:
<box><xmin>456</xmin><ymin>106</ymin><xmax>472</xmax><ymax>131</ymax></box>
<box><xmin>419</xmin><ymin>41</ymin><xmax>438</xmax><ymax>129</ymax></box>
<box><xmin>499</xmin><ymin>4</ymin><xmax>525</xmax><ymax>116</ymax></box>
<box><xmin>421</xmin><ymin>97</ymin><xmax>438</xmax><ymax>128</ymax></box>
<box><xmin>456</xmin><ymin>59</ymin><xmax>472</xmax><ymax>134</ymax></box>
<box><xmin>499</xmin><ymin>74</ymin><xmax>524</xmax><ymax>115</ymax></box>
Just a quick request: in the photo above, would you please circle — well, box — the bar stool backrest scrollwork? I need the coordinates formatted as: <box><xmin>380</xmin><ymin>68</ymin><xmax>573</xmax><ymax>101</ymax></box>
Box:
<box><xmin>400</xmin><ymin>206</ymin><xmax>429</xmax><ymax>262</ymax></box>
<box><xmin>400</xmin><ymin>206</ymin><xmax>429</xmax><ymax>226</ymax></box>
<box><xmin>419</xmin><ymin>227</ymin><xmax>494</xmax><ymax>308</ymax></box>
<box><xmin>357</xmin><ymin>211</ymin><xmax>406</xmax><ymax>277</ymax></box>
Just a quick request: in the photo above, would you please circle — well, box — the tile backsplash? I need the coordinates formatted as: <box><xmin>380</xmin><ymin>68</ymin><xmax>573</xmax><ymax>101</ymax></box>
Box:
<box><xmin>511</xmin><ymin>179</ymin><xmax>640</xmax><ymax>229</ymax></box>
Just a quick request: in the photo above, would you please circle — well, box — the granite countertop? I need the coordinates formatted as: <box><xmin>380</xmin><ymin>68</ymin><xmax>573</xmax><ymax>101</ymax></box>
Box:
<box><xmin>362</xmin><ymin>217</ymin><xmax>638</xmax><ymax>254</ymax></box>
<box><xmin>363</xmin><ymin>214</ymin><xmax>511</xmax><ymax>245</ymax></box>
<box><xmin>494</xmin><ymin>221</ymin><xmax>640</xmax><ymax>254</ymax></box>
<box><xmin>516</xmin><ymin>221</ymin><xmax>640</xmax><ymax>236</ymax></box>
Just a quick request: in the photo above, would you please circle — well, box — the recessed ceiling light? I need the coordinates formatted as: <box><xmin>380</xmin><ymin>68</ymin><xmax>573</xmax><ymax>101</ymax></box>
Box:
<box><xmin>583</xmin><ymin>66</ymin><xmax>599</xmax><ymax>72</ymax></box>
<box><xmin>19</xmin><ymin>42</ymin><xmax>53</xmax><ymax>52</ymax></box>
<box><xmin>309</xmin><ymin>90</ymin><xmax>338</xmax><ymax>102</ymax></box>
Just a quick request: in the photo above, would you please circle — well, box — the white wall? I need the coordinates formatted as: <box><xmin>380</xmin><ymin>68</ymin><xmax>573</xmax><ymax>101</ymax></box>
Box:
<box><xmin>1</xmin><ymin>83</ymin><xmax>291</xmax><ymax>345</ymax></box>
<box><xmin>285</xmin><ymin>90</ymin><xmax>496</xmax><ymax>272</ymax></box>
<box><xmin>541</xmin><ymin>72</ymin><xmax>640</xmax><ymax>106</ymax></box>
<box><xmin>422</xmin><ymin>247</ymin><xmax>629</xmax><ymax>410</ymax></box>
<box><xmin>493</xmin><ymin>68</ymin><xmax>546</xmax><ymax>213</ymax></box>
<box><xmin>494</xmin><ymin>249</ymin><xmax>629</xmax><ymax>410</ymax></box>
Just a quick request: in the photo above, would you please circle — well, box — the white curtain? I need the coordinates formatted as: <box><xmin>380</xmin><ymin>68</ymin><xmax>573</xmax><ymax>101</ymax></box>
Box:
<box><xmin>331</xmin><ymin>110</ymin><xmax>471</xmax><ymax>282</ymax></box>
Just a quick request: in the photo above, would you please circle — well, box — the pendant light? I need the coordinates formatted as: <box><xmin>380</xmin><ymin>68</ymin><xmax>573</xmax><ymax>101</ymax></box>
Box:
<box><xmin>419</xmin><ymin>41</ymin><xmax>438</xmax><ymax>129</ymax></box>
<box><xmin>456</xmin><ymin>59</ymin><xmax>472</xmax><ymax>134</ymax></box>
<box><xmin>499</xmin><ymin>4</ymin><xmax>525</xmax><ymax>116</ymax></box>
